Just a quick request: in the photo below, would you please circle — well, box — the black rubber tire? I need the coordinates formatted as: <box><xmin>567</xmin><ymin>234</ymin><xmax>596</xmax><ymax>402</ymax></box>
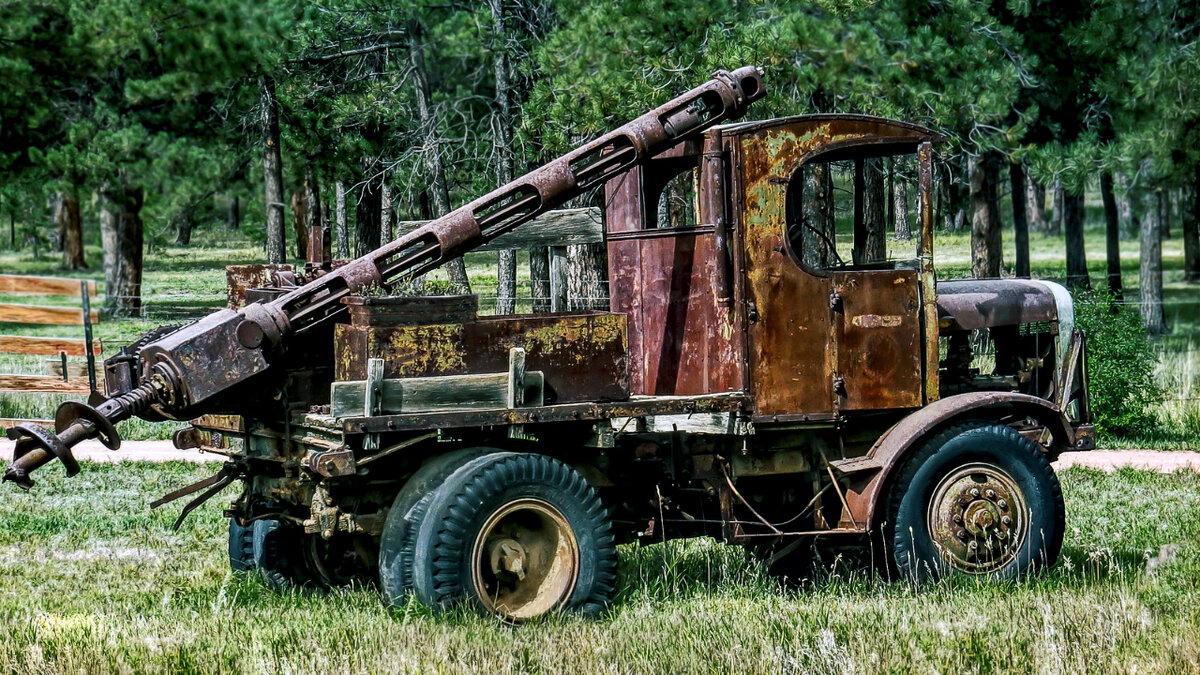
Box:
<box><xmin>378</xmin><ymin>448</ymin><xmax>488</xmax><ymax>607</ymax></box>
<box><xmin>227</xmin><ymin>518</ymin><xmax>256</xmax><ymax>573</ymax></box>
<box><xmin>887</xmin><ymin>421</ymin><xmax>1065</xmax><ymax>583</ymax></box>
<box><xmin>409</xmin><ymin>452</ymin><xmax>617</xmax><ymax>619</ymax></box>
<box><xmin>252</xmin><ymin>519</ymin><xmax>317</xmax><ymax>590</ymax></box>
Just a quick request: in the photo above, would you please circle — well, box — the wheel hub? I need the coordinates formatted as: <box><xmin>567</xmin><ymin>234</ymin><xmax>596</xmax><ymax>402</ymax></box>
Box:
<box><xmin>471</xmin><ymin>498</ymin><xmax>579</xmax><ymax>620</ymax></box>
<box><xmin>927</xmin><ymin>462</ymin><xmax>1028</xmax><ymax>574</ymax></box>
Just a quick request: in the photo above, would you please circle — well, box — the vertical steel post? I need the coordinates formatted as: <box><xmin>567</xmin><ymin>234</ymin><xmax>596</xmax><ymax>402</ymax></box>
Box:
<box><xmin>80</xmin><ymin>280</ymin><xmax>97</xmax><ymax>395</ymax></box>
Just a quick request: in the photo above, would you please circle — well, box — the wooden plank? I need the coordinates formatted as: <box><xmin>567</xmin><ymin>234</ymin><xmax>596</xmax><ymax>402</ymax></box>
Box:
<box><xmin>0</xmin><ymin>418</ymin><xmax>53</xmax><ymax>429</ymax></box>
<box><xmin>0</xmin><ymin>374</ymin><xmax>91</xmax><ymax>393</ymax></box>
<box><xmin>0</xmin><ymin>274</ymin><xmax>96</xmax><ymax>298</ymax></box>
<box><xmin>0</xmin><ymin>335</ymin><xmax>102</xmax><ymax>356</ymax></box>
<box><xmin>44</xmin><ymin>360</ymin><xmax>90</xmax><ymax>379</ymax></box>
<box><xmin>331</xmin><ymin>370</ymin><xmax>545</xmax><ymax>420</ymax></box>
<box><xmin>0</xmin><ymin>303</ymin><xmax>98</xmax><ymax>326</ymax></box>
<box><xmin>506</xmin><ymin>348</ymin><xmax>526</xmax><ymax>439</ymax></box>
<box><xmin>393</xmin><ymin>207</ymin><xmax>603</xmax><ymax>252</ymax></box>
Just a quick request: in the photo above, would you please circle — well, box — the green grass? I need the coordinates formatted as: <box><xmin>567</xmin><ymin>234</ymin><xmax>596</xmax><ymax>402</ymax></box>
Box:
<box><xmin>0</xmin><ymin>216</ymin><xmax>1197</xmax><ymax>446</ymax></box>
<box><xmin>0</xmin><ymin>462</ymin><xmax>1196</xmax><ymax>672</ymax></box>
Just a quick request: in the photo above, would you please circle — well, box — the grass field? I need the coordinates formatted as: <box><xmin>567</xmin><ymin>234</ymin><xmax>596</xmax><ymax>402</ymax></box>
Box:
<box><xmin>0</xmin><ymin>461</ymin><xmax>1195</xmax><ymax>673</ymax></box>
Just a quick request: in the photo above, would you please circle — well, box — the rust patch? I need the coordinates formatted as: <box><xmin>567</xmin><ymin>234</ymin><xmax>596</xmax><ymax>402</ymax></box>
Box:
<box><xmin>336</xmin><ymin>313</ymin><xmax>629</xmax><ymax>404</ymax></box>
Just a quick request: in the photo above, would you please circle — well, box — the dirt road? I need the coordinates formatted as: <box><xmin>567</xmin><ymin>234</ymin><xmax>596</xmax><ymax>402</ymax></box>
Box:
<box><xmin>0</xmin><ymin>440</ymin><xmax>1196</xmax><ymax>472</ymax></box>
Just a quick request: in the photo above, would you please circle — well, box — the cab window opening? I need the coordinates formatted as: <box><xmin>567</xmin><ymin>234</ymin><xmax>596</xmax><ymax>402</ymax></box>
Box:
<box><xmin>785</xmin><ymin>152</ymin><xmax>922</xmax><ymax>271</ymax></box>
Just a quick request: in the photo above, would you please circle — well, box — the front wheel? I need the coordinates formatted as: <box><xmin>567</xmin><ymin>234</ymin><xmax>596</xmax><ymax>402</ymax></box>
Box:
<box><xmin>887</xmin><ymin>422</ymin><xmax>1065</xmax><ymax>582</ymax></box>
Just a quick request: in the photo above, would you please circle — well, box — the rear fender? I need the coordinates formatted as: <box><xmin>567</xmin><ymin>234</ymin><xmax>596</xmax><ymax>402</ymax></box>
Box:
<box><xmin>838</xmin><ymin>392</ymin><xmax>1074</xmax><ymax>531</ymax></box>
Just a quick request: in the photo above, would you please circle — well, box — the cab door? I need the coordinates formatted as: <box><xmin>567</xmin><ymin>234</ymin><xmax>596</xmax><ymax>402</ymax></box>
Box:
<box><xmin>735</xmin><ymin>116</ymin><xmax>936</xmax><ymax>418</ymax></box>
<box><xmin>831</xmin><ymin>269</ymin><xmax>923</xmax><ymax>410</ymax></box>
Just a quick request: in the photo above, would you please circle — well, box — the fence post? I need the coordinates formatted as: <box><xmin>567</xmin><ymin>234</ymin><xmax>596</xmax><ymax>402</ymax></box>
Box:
<box><xmin>80</xmin><ymin>280</ymin><xmax>97</xmax><ymax>395</ymax></box>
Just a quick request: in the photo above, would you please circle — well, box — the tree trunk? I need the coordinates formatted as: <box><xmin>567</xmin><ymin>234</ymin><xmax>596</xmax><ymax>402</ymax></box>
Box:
<box><xmin>58</xmin><ymin>192</ymin><xmax>86</xmax><ymax>269</ymax></box>
<box><xmin>291</xmin><ymin>190</ymin><xmax>310</xmax><ymax>259</ymax></box>
<box><xmin>1025</xmin><ymin>172</ymin><xmax>1047</xmax><ymax>233</ymax></box>
<box><xmin>803</xmin><ymin>162</ymin><xmax>835</xmax><ymax>266</ymax></box>
<box><xmin>1116</xmin><ymin>173</ymin><xmax>1135</xmax><ymax>240</ymax></box>
<box><xmin>1159</xmin><ymin>185</ymin><xmax>1171</xmax><ymax>240</ymax></box>
<box><xmin>893</xmin><ymin>171</ymin><xmax>911</xmax><ymax>241</ymax></box>
<box><xmin>355</xmin><ymin>155</ymin><xmax>383</xmax><ymax>258</ymax></box>
<box><xmin>490</xmin><ymin>0</ymin><xmax>517</xmax><ymax>315</ymax></box>
<box><xmin>1010</xmin><ymin>162</ymin><xmax>1029</xmax><ymax>277</ymax></box>
<box><xmin>1046</xmin><ymin>181</ymin><xmax>1065</xmax><ymax>236</ymax></box>
<box><xmin>227</xmin><ymin>195</ymin><xmax>240</xmax><ymax>231</ymax></box>
<box><xmin>335</xmin><ymin>180</ymin><xmax>349</xmax><ymax>259</ymax></box>
<box><xmin>304</xmin><ymin>166</ymin><xmax>323</xmax><ymax>260</ymax></box>
<box><xmin>99</xmin><ymin>181</ymin><xmax>144</xmax><ymax>317</ymax></box>
<box><xmin>860</xmin><ymin>158</ymin><xmax>886</xmax><ymax>262</ymax></box>
<box><xmin>852</xmin><ymin>159</ymin><xmax>866</xmax><ymax>264</ymax></box>
<box><xmin>1100</xmin><ymin>172</ymin><xmax>1123</xmax><ymax>298</ymax></box>
<box><xmin>261</xmin><ymin>76</ymin><xmax>286</xmax><ymax>264</ymax></box>
<box><xmin>529</xmin><ymin>248</ymin><xmax>550</xmax><ymax>313</ymax></box>
<box><xmin>407</xmin><ymin>18</ymin><xmax>470</xmax><ymax>294</ymax></box>
<box><xmin>1139</xmin><ymin>187</ymin><xmax>1164</xmax><ymax>334</ymax></box>
<box><xmin>969</xmin><ymin>154</ymin><xmax>1002</xmax><ymax>278</ymax></box>
<box><xmin>174</xmin><ymin>214</ymin><xmax>194</xmax><ymax>246</ymax></box>
<box><xmin>1184</xmin><ymin>166</ymin><xmax>1199</xmax><ymax>283</ymax></box>
<box><xmin>381</xmin><ymin>183</ymin><xmax>394</xmax><ymax>242</ymax></box>
<box><xmin>1064</xmin><ymin>192</ymin><xmax>1089</xmax><ymax>289</ymax></box>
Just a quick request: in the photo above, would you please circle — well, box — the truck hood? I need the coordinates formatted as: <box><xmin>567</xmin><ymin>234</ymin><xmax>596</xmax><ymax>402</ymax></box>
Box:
<box><xmin>935</xmin><ymin>278</ymin><xmax>1074</xmax><ymax>337</ymax></box>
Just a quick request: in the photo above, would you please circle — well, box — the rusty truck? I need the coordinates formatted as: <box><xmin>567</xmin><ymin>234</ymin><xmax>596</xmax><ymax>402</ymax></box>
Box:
<box><xmin>5</xmin><ymin>66</ymin><xmax>1093</xmax><ymax>621</ymax></box>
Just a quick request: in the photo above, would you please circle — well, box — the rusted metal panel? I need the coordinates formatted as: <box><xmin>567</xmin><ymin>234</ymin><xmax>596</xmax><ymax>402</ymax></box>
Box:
<box><xmin>225</xmin><ymin>264</ymin><xmax>297</xmax><ymax>309</ymax></box>
<box><xmin>342</xmin><ymin>294</ymin><xmax>478</xmax><ymax>328</ymax></box>
<box><xmin>738</xmin><ymin>125</ymin><xmax>835</xmax><ymax>416</ymax></box>
<box><xmin>607</xmin><ymin>229</ymin><xmax>741</xmax><ymax>396</ymax></box>
<box><xmin>604</xmin><ymin>142</ymin><xmax>744</xmax><ymax>397</ymax></box>
<box><xmin>191</xmin><ymin>414</ymin><xmax>246</xmax><ymax>433</ymax></box>
<box><xmin>729</xmin><ymin>116</ymin><xmax>940</xmax><ymax>418</ymax></box>
<box><xmin>936</xmin><ymin>278</ymin><xmax>1060</xmax><ymax>332</ymax></box>
<box><xmin>834</xmin><ymin>270</ymin><xmax>923</xmax><ymax>410</ymax></box>
<box><xmin>335</xmin><ymin>312</ymin><xmax>629</xmax><ymax>404</ymax></box>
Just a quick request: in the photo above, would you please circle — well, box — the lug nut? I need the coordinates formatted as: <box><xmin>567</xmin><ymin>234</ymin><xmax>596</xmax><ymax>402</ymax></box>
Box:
<box><xmin>1001</xmin><ymin>515</ymin><xmax>1012</xmax><ymax>526</ymax></box>
<box><xmin>954</xmin><ymin>513</ymin><xmax>963</xmax><ymax>523</ymax></box>
<box><xmin>970</xmin><ymin>488</ymin><xmax>981</xmax><ymax>498</ymax></box>
<box><xmin>986</xmin><ymin>489</ymin><xmax>996</xmax><ymax>499</ymax></box>
<box><xmin>957</xmin><ymin>529</ymin><xmax>968</xmax><ymax>539</ymax></box>
<box><xmin>997</xmin><ymin>499</ymin><xmax>1008</xmax><ymax>510</ymax></box>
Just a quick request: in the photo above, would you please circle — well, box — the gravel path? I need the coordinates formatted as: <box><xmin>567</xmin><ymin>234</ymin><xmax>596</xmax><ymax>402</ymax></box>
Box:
<box><xmin>1</xmin><ymin>440</ymin><xmax>1197</xmax><ymax>472</ymax></box>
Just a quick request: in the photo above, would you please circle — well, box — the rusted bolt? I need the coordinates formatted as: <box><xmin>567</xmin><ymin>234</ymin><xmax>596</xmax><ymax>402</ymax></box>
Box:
<box><xmin>997</xmin><ymin>499</ymin><xmax>1008</xmax><ymax>510</ymax></box>
<box><xmin>1001</xmin><ymin>515</ymin><xmax>1012</xmax><ymax>526</ymax></box>
<box><xmin>387</xmin><ymin>420</ymin><xmax>396</xmax><ymax>429</ymax></box>
<box><xmin>967</xmin><ymin>541</ymin><xmax>978</xmax><ymax>554</ymax></box>
<box><xmin>985</xmin><ymin>489</ymin><xmax>996</xmax><ymax>500</ymax></box>
<box><xmin>953</xmin><ymin>513</ymin><xmax>963</xmax><ymax>523</ymax></box>
<box><xmin>957</xmin><ymin>529</ymin><xmax>968</xmax><ymax>539</ymax></box>
<box><xmin>970</xmin><ymin>488</ymin><xmax>980</xmax><ymax>498</ymax></box>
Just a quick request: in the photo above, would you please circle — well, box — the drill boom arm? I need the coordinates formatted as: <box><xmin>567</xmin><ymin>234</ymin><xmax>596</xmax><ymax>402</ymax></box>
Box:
<box><xmin>4</xmin><ymin>66</ymin><xmax>765</xmax><ymax>487</ymax></box>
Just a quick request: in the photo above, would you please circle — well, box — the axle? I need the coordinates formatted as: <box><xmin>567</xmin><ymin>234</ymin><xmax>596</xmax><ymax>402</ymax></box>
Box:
<box><xmin>3</xmin><ymin>66</ymin><xmax>766</xmax><ymax>486</ymax></box>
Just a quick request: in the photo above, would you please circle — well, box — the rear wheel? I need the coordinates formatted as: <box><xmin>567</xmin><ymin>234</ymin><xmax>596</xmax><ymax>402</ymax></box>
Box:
<box><xmin>888</xmin><ymin>422</ymin><xmax>1065</xmax><ymax>582</ymax></box>
<box><xmin>378</xmin><ymin>448</ymin><xmax>488</xmax><ymax>607</ymax></box>
<box><xmin>227</xmin><ymin>518</ymin><xmax>255</xmax><ymax>573</ymax></box>
<box><xmin>252</xmin><ymin>519</ymin><xmax>318</xmax><ymax>590</ymax></box>
<box><xmin>409</xmin><ymin>452</ymin><xmax>617</xmax><ymax>620</ymax></box>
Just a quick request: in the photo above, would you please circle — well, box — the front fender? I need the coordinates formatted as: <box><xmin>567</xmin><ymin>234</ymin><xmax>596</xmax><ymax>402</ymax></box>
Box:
<box><xmin>836</xmin><ymin>392</ymin><xmax>1075</xmax><ymax>531</ymax></box>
